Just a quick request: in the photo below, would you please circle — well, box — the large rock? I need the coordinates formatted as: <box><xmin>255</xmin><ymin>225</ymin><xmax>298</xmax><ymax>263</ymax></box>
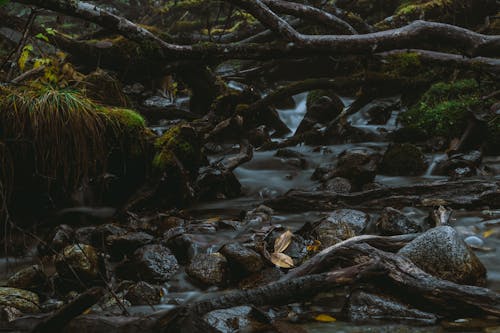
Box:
<box><xmin>124</xmin><ymin>281</ymin><xmax>162</xmax><ymax>305</ymax></box>
<box><xmin>295</xmin><ymin>90</ymin><xmax>344</xmax><ymax>135</ymax></box>
<box><xmin>55</xmin><ymin>244</ymin><xmax>100</xmax><ymax>281</ymax></box>
<box><xmin>0</xmin><ymin>287</ymin><xmax>40</xmax><ymax>313</ymax></box>
<box><xmin>376</xmin><ymin>207</ymin><xmax>428</xmax><ymax>236</ymax></box>
<box><xmin>332</xmin><ymin>148</ymin><xmax>380</xmax><ymax>188</ymax></box>
<box><xmin>116</xmin><ymin>244</ymin><xmax>179</xmax><ymax>283</ymax></box>
<box><xmin>379</xmin><ymin>143</ymin><xmax>427</xmax><ymax>176</ymax></box>
<box><xmin>312</xmin><ymin>209</ymin><xmax>370</xmax><ymax>248</ymax></box>
<box><xmin>186</xmin><ymin>253</ymin><xmax>228</xmax><ymax>287</ymax></box>
<box><xmin>398</xmin><ymin>226</ymin><xmax>486</xmax><ymax>285</ymax></box>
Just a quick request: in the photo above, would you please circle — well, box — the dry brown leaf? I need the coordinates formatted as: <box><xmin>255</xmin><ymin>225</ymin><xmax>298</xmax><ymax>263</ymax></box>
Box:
<box><xmin>270</xmin><ymin>252</ymin><xmax>294</xmax><ymax>268</ymax></box>
<box><xmin>274</xmin><ymin>230</ymin><xmax>293</xmax><ymax>253</ymax></box>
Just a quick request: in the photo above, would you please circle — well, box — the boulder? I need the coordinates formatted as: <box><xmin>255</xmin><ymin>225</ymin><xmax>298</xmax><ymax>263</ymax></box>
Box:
<box><xmin>376</xmin><ymin>207</ymin><xmax>428</xmax><ymax>235</ymax></box>
<box><xmin>0</xmin><ymin>287</ymin><xmax>40</xmax><ymax>313</ymax></box>
<box><xmin>312</xmin><ymin>209</ymin><xmax>370</xmax><ymax>248</ymax></box>
<box><xmin>379</xmin><ymin>143</ymin><xmax>427</xmax><ymax>176</ymax></box>
<box><xmin>398</xmin><ymin>226</ymin><xmax>486</xmax><ymax>285</ymax></box>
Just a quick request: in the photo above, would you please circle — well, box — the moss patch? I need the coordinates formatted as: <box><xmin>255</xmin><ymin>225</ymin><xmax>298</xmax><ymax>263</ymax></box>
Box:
<box><xmin>379</xmin><ymin>143</ymin><xmax>428</xmax><ymax>176</ymax></box>
<box><xmin>400</xmin><ymin>79</ymin><xmax>484</xmax><ymax>138</ymax></box>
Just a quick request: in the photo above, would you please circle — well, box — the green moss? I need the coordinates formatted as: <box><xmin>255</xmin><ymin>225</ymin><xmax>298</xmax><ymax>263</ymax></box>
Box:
<box><xmin>102</xmin><ymin>108</ymin><xmax>146</xmax><ymax>130</ymax></box>
<box><xmin>383</xmin><ymin>52</ymin><xmax>421</xmax><ymax>76</ymax></box>
<box><xmin>153</xmin><ymin>124</ymin><xmax>202</xmax><ymax>173</ymax></box>
<box><xmin>400</xmin><ymin>79</ymin><xmax>483</xmax><ymax>138</ymax></box>
<box><xmin>380</xmin><ymin>143</ymin><xmax>427</xmax><ymax>176</ymax></box>
<box><xmin>306</xmin><ymin>90</ymin><xmax>334</xmax><ymax>110</ymax></box>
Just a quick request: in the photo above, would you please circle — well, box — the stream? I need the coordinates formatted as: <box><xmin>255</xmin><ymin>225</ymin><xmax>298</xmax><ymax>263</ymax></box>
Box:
<box><xmin>188</xmin><ymin>93</ymin><xmax>500</xmax><ymax>332</ymax></box>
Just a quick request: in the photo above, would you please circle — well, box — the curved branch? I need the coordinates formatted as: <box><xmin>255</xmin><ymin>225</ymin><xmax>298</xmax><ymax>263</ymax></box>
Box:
<box><xmin>261</xmin><ymin>0</ymin><xmax>357</xmax><ymax>34</ymax></box>
<box><xmin>13</xmin><ymin>0</ymin><xmax>500</xmax><ymax>59</ymax></box>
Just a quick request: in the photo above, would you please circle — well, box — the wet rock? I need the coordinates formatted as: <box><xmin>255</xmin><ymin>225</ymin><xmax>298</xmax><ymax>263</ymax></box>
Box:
<box><xmin>203</xmin><ymin>306</ymin><xmax>268</xmax><ymax>332</ymax></box>
<box><xmin>320</xmin><ymin>177</ymin><xmax>352</xmax><ymax>193</ymax></box>
<box><xmin>363</xmin><ymin>97</ymin><xmax>401</xmax><ymax>125</ymax></box>
<box><xmin>220</xmin><ymin>243</ymin><xmax>264</xmax><ymax>276</ymax></box>
<box><xmin>196</xmin><ymin>167</ymin><xmax>241</xmax><ymax>200</ymax></box>
<box><xmin>6</xmin><ymin>265</ymin><xmax>47</xmax><ymax>290</ymax></box>
<box><xmin>333</xmin><ymin>148</ymin><xmax>380</xmax><ymax>188</ymax></box>
<box><xmin>186</xmin><ymin>253</ymin><xmax>229</xmax><ymax>287</ymax></box>
<box><xmin>106</xmin><ymin>231</ymin><xmax>154</xmax><ymax>259</ymax></box>
<box><xmin>247</xmin><ymin>125</ymin><xmax>271</xmax><ymax>147</ymax></box>
<box><xmin>74</xmin><ymin>226</ymin><xmax>95</xmax><ymax>245</ymax></box>
<box><xmin>312</xmin><ymin>209</ymin><xmax>369</xmax><ymax>248</ymax></box>
<box><xmin>346</xmin><ymin>290</ymin><xmax>437</xmax><ymax>324</ymax></box>
<box><xmin>376</xmin><ymin>207</ymin><xmax>427</xmax><ymax>236</ymax></box>
<box><xmin>38</xmin><ymin>224</ymin><xmax>74</xmax><ymax>255</ymax></box>
<box><xmin>0</xmin><ymin>287</ymin><xmax>40</xmax><ymax>313</ymax></box>
<box><xmin>164</xmin><ymin>232</ymin><xmax>203</xmax><ymax>264</ymax></box>
<box><xmin>243</xmin><ymin>205</ymin><xmax>273</xmax><ymax>228</ymax></box>
<box><xmin>40</xmin><ymin>298</ymin><xmax>64</xmax><ymax>312</ymax></box>
<box><xmin>275</xmin><ymin>149</ymin><xmax>308</xmax><ymax>169</ymax></box>
<box><xmin>124</xmin><ymin>281</ymin><xmax>162</xmax><ymax>305</ymax></box>
<box><xmin>117</xmin><ymin>244</ymin><xmax>179</xmax><ymax>283</ymax></box>
<box><xmin>433</xmin><ymin>150</ymin><xmax>482</xmax><ymax>179</ymax></box>
<box><xmin>379</xmin><ymin>143</ymin><xmax>427</xmax><ymax>176</ymax></box>
<box><xmin>55</xmin><ymin>244</ymin><xmax>100</xmax><ymax>281</ymax></box>
<box><xmin>0</xmin><ymin>305</ymin><xmax>23</xmax><ymax>322</ymax></box>
<box><xmin>398</xmin><ymin>226</ymin><xmax>486</xmax><ymax>285</ymax></box>
<box><xmin>91</xmin><ymin>224</ymin><xmax>127</xmax><ymax>250</ymax></box>
<box><xmin>296</xmin><ymin>90</ymin><xmax>344</xmax><ymax>135</ymax></box>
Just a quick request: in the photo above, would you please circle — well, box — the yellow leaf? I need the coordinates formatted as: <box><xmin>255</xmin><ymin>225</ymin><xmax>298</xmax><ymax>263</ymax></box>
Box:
<box><xmin>307</xmin><ymin>240</ymin><xmax>321</xmax><ymax>252</ymax></box>
<box><xmin>274</xmin><ymin>230</ymin><xmax>293</xmax><ymax>253</ymax></box>
<box><xmin>314</xmin><ymin>314</ymin><xmax>336</xmax><ymax>322</ymax></box>
<box><xmin>270</xmin><ymin>252</ymin><xmax>294</xmax><ymax>268</ymax></box>
<box><xmin>483</xmin><ymin>229</ymin><xmax>496</xmax><ymax>238</ymax></box>
<box><xmin>206</xmin><ymin>216</ymin><xmax>221</xmax><ymax>223</ymax></box>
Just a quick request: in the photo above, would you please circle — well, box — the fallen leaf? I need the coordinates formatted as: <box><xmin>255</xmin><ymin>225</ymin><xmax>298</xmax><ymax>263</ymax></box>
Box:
<box><xmin>206</xmin><ymin>216</ymin><xmax>221</xmax><ymax>223</ymax></box>
<box><xmin>314</xmin><ymin>314</ymin><xmax>336</xmax><ymax>322</ymax></box>
<box><xmin>306</xmin><ymin>240</ymin><xmax>321</xmax><ymax>252</ymax></box>
<box><xmin>483</xmin><ymin>229</ymin><xmax>496</xmax><ymax>238</ymax></box>
<box><xmin>274</xmin><ymin>230</ymin><xmax>293</xmax><ymax>253</ymax></box>
<box><xmin>270</xmin><ymin>252</ymin><xmax>294</xmax><ymax>268</ymax></box>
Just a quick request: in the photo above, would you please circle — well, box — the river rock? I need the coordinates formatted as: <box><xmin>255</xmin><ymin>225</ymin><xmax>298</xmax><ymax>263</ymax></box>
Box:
<box><xmin>379</xmin><ymin>143</ymin><xmax>427</xmax><ymax>176</ymax></box>
<box><xmin>0</xmin><ymin>305</ymin><xmax>23</xmax><ymax>322</ymax></box>
<box><xmin>332</xmin><ymin>148</ymin><xmax>380</xmax><ymax>188</ymax></box>
<box><xmin>296</xmin><ymin>90</ymin><xmax>344</xmax><ymax>135</ymax></box>
<box><xmin>186</xmin><ymin>253</ymin><xmax>228</xmax><ymax>287</ymax></box>
<box><xmin>6</xmin><ymin>265</ymin><xmax>47</xmax><ymax>290</ymax></box>
<box><xmin>433</xmin><ymin>150</ymin><xmax>482</xmax><ymax>179</ymax></box>
<box><xmin>398</xmin><ymin>226</ymin><xmax>486</xmax><ymax>285</ymax></box>
<box><xmin>117</xmin><ymin>244</ymin><xmax>179</xmax><ymax>283</ymax></box>
<box><xmin>220</xmin><ymin>243</ymin><xmax>264</xmax><ymax>276</ymax></box>
<box><xmin>0</xmin><ymin>287</ymin><xmax>40</xmax><ymax>313</ymax></box>
<box><xmin>55</xmin><ymin>244</ymin><xmax>100</xmax><ymax>280</ymax></box>
<box><xmin>91</xmin><ymin>224</ymin><xmax>127</xmax><ymax>249</ymax></box>
<box><xmin>164</xmin><ymin>232</ymin><xmax>202</xmax><ymax>264</ymax></box>
<box><xmin>312</xmin><ymin>209</ymin><xmax>369</xmax><ymax>248</ymax></box>
<box><xmin>38</xmin><ymin>224</ymin><xmax>74</xmax><ymax>255</ymax></box>
<box><xmin>74</xmin><ymin>226</ymin><xmax>95</xmax><ymax>245</ymax></box>
<box><xmin>124</xmin><ymin>281</ymin><xmax>162</xmax><ymax>305</ymax></box>
<box><xmin>196</xmin><ymin>166</ymin><xmax>241</xmax><ymax>200</ymax></box>
<box><xmin>346</xmin><ymin>290</ymin><xmax>437</xmax><ymax>324</ymax></box>
<box><xmin>106</xmin><ymin>231</ymin><xmax>154</xmax><ymax>259</ymax></box>
<box><xmin>376</xmin><ymin>207</ymin><xmax>427</xmax><ymax>235</ymax></box>
<box><xmin>203</xmin><ymin>306</ymin><xmax>268</xmax><ymax>332</ymax></box>
<box><xmin>320</xmin><ymin>177</ymin><xmax>352</xmax><ymax>193</ymax></box>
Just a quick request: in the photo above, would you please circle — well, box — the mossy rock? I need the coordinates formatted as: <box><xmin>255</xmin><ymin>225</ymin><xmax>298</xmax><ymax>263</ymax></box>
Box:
<box><xmin>0</xmin><ymin>287</ymin><xmax>40</xmax><ymax>313</ymax></box>
<box><xmin>379</xmin><ymin>143</ymin><xmax>428</xmax><ymax>176</ymax></box>
<box><xmin>153</xmin><ymin>124</ymin><xmax>204</xmax><ymax>173</ymax></box>
<box><xmin>400</xmin><ymin>79</ymin><xmax>484</xmax><ymax>138</ymax></box>
<box><xmin>306</xmin><ymin>89</ymin><xmax>342</xmax><ymax>110</ymax></box>
<box><xmin>82</xmin><ymin>69</ymin><xmax>129</xmax><ymax>107</ymax></box>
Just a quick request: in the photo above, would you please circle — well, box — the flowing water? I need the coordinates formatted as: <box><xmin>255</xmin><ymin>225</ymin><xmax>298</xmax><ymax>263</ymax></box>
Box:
<box><xmin>189</xmin><ymin>93</ymin><xmax>500</xmax><ymax>332</ymax></box>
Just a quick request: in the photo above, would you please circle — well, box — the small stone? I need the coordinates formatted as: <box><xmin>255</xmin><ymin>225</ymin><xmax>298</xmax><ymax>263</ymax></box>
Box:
<box><xmin>220</xmin><ymin>243</ymin><xmax>264</xmax><ymax>275</ymax></box>
<box><xmin>116</xmin><ymin>244</ymin><xmax>179</xmax><ymax>283</ymax></box>
<box><xmin>0</xmin><ymin>287</ymin><xmax>40</xmax><ymax>313</ymax></box>
<box><xmin>55</xmin><ymin>244</ymin><xmax>100</xmax><ymax>280</ymax></box>
<box><xmin>106</xmin><ymin>231</ymin><xmax>154</xmax><ymax>259</ymax></box>
<box><xmin>376</xmin><ymin>207</ymin><xmax>426</xmax><ymax>235</ymax></box>
<box><xmin>186</xmin><ymin>253</ymin><xmax>228</xmax><ymax>287</ymax></box>
<box><xmin>203</xmin><ymin>306</ymin><xmax>267</xmax><ymax>333</ymax></box>
<box><xmin>124</xmin><ymin>281</ymin><xmax>162</xmax><ymax>305</ymax></box>
<box><xmin>312</xmin><ymin>209</ymin><xmax>369</xmax><ymax>248</ymax></box>
<box><xmin>464</xmin><ymin>235</ymin><xmax>484</xmax><ymax>247</ymax></box>
<box><xmin>320</xmin><ymin>177</ymin><xmax>352</xmax><ymax>193</ymax></box>
<box><xmin>398</xmin><ymin>226</ymin><xmax>486</xmax><ymax>285</ymax></box>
